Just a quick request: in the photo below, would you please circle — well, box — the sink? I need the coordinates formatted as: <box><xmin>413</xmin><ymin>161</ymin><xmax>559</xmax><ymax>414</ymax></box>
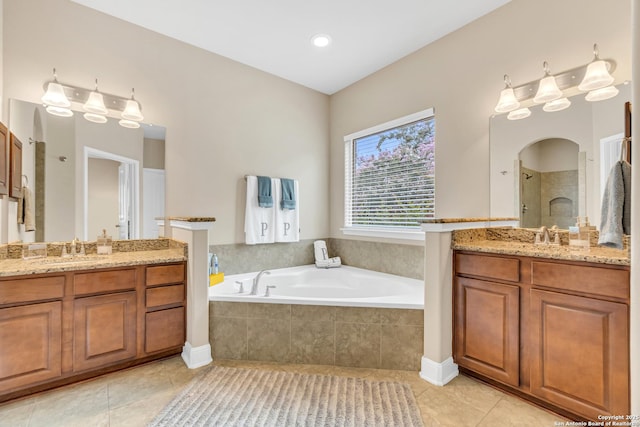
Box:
<box><xmin>30</xmin><ymin>256</ymin><xmax>108</xmax><ymax>266</ymax></box>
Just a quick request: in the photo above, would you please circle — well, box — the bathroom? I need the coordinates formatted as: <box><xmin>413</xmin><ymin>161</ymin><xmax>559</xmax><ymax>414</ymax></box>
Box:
<box><xmin>0</xmin><ymin>0</ymin><xmax>637</xmax><ymax>425</ymax></box>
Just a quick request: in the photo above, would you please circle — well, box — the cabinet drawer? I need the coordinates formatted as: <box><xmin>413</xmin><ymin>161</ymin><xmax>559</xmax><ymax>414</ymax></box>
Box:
<box><xmin>146</xmin><ymin>284</ymin><xmax>185</xmax><ymax>309</ymax></box>
<box><xmin>455</xmin><ymin>253</ymin><xmax>520</xmax><ymax>282</ymax></box>
<box><xmin>145</xmin><ymin>307</ymin><xmax>185</xmax><ymax>353</ymax></box>
<box><xmin>146</xmin><ymin>264</ymin><xmax>184</xmax><ymax>287</ymax></box>
<box><xmin>0</xmin><ymin>276</ymin><xmax>65</xmax><ymax>305</ymax></box>
<box><xmin>74</xmin><ymin>269</ymin><xmax>137</xmax><ymax>296</ymax></box>
<box><xmin>531</xmin><ymin>261</ymin><xmax>629</xmax><ymax>300</ymax></box>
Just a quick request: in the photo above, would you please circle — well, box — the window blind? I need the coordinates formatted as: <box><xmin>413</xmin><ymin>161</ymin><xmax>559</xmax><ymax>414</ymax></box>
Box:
<box><xmin>344</xmin><ymin>111</ymin><xmax>435</xmax><ymax>229</ymax></box>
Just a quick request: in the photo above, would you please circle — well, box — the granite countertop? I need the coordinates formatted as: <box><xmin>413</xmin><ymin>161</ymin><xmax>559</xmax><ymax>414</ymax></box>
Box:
<box><xmin>0</xmin><ymin>247</ymin><xmax>187</xmax><ymax>277</ymax></box>
<box><xmin>452</xmin><ymin>227</ymin><xmax>629</xmax><ymax>266</ymax></box>
<box><xmin>422</xmin><ymin>217</ymin><xmax>518</xmax><ymax>224</ymax></box>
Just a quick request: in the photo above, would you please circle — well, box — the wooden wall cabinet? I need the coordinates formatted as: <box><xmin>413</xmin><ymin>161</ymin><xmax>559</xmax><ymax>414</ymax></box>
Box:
<box><xmin>0</xmin><ymin>122</ymin><xmax>8</xmax><ymax>195</ymax></box>
<box><xmin>9</xmin><ymin>133</ymin><xmax>22</xmax><ymax>199</ymax></box>
<box><xmin>0</xmin><ymin>261</ymin><xmax>187</xmax><ymax>402</ymax></box>
<box><xmin>454</xmin><ymin>251</ymin><xmax>630</xmax><ymax>421</ymax></box>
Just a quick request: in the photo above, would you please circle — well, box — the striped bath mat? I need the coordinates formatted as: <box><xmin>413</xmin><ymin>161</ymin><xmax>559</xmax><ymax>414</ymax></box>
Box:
<box><xmin>148</xmin><ymin>365</ymin><xmax>423</xmax><ymax>426</ymax></box>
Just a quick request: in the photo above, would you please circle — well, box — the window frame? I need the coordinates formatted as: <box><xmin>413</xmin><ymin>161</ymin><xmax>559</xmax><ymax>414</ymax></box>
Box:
<box><xmin>342</xmin><ymin>108</ymin><xmax>435</xmax><ymax>241</ymax></box>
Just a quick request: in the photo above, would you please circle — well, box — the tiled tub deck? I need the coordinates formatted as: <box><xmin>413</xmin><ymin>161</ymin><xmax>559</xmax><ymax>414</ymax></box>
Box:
<box><xmin>209</xmin><ymin>302</ymin><xmax>424</xmax><ymax>370</ymax></box>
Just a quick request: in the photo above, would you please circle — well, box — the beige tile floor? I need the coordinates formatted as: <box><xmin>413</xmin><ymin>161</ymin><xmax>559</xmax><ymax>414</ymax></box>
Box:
<box><xmin>0</xmin><ymin>356</ymin><xmax>567</xmax><ymax>427</ymax></box>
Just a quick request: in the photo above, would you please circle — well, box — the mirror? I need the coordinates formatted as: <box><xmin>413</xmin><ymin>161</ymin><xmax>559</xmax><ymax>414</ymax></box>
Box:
<box><xmin>490</xmin><ymin>82</ymin><xmax>631</xmax><ymax>229</ymax></box>
<box><xmin>8</xmin><ymin>99</ymin><xmax>166</xmax><ymax>242</ymax></box>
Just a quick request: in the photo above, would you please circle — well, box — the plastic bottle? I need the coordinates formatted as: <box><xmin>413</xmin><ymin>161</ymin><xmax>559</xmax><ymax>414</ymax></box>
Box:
<box><xmin>213</xmin><ymin>254</ymin><xmax>219</xmax><ymax>274</ymax></box>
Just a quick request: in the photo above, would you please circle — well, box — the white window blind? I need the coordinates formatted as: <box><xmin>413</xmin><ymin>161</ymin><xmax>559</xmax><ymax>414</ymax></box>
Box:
<box><xmin>344</xmin><ymin>109</ymin><xmax>435</xmax><ymax>230</ymax></box>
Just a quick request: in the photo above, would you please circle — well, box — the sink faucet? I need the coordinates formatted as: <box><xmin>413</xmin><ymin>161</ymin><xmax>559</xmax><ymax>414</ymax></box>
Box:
<box><xmin>250</xmin><ymin>270</ymin><xmax>271</xmax><ymax>295</ymax></box>
<box><xmin>537</xmin><ymin>226</ymin><xmax>550</xmax><ymax>245</ymax></box>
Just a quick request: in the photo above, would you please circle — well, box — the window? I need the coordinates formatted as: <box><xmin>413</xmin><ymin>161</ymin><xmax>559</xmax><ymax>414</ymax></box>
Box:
<box><xmin>344</xmin><ymin>108</ymin><xmax>435</xmax><ymax>238</ymax></box>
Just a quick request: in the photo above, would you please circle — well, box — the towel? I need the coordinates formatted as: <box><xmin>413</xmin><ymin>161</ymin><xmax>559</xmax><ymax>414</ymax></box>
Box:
<box><xmin>598</xmin><ymin>160</ymin><xmax>631</xmax><ymax>249</ymax></box>
<box><xmin>17</xmin><ymin>186</ymin><xmax>35</xmax><ymax>232</ymax></box>
<box><xmin>280</xmin><ymin>178</ymin><xmax>296</xmax><ymax>210</ymax></box>
<box><xmin>245</xmin><ymin>176</ymin><xmax>275</xmax><ymax>244</ymax></box>
<box><xmin>314</xmin><ymin>240</ymin><xmax>329</xmax><ymax>262</ymax></box>
<box><xmin>257</xmin><ymin>176</ymin><xmax>273</xmax><ymax>207</ymax></box>
<box><xmin>274</xmin><ymin>178</ymin><xmax>300</xmax><ymax>242</ymax></box>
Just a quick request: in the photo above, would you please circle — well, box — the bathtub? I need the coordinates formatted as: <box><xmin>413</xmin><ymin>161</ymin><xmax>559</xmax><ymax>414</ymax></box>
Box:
<box><xmin>209</xmin><ymin>264</ymin><xmax>423</xmax><ymax>309</ymax></box>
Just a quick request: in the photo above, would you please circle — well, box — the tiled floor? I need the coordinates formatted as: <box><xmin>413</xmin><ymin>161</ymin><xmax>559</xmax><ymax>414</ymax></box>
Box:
<box><xmin>0</xmin><ymin>356</ymin><xmax>565</xmax><ymax>426</ymax></box>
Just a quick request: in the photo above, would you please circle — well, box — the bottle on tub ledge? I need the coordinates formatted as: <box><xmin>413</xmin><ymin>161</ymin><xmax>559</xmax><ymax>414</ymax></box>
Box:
<box><xmin>209</xmin><ymin>252</ymin><xmax>224</xmax><ymax>286</ymax></box>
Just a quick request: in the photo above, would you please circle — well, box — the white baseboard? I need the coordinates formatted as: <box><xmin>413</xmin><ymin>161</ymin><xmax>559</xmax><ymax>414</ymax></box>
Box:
<box><xmin>419</xmin><ymin>356</ymin><xmax>458</xmax><ymax>386</ymax></box>
<box><xmin>181</xmin><ymin>342</ymin><xmax>213</xmax><ymax>369</ymax></box>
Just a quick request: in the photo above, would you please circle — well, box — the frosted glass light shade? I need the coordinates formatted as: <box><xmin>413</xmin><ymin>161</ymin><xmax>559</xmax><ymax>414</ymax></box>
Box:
<box><xmin>543</xmin><ymin>97</ymin><xmax>571</xmax><ymax>112</ymax></box>
<box><xmin>533</xmin><ymin>75</ymin><xmax>562</xmax><ymax>104</ymax></box>
<box><xmin>83</xmin><ymin>112</ymin><xmax>107</xmax><ymax>123</ymax></box>
<box><xmin>83</xmin><ymin>91</ymin><xmax>108</xmax><ymax>114</ymax></box>
<box><xmin>121</xmin><ymin>99</ymin><xmax>143</xmax><ymax>121</ymax></box>
<box><xmin>494</xmin><ymin>87</ymin><xmax>520</xmax><ymax>113</ymax></box>
<box><xmin>578</xmin><ymin>60</ymin><xmax>614</xmax><ymax>91</ymax></box>
<box><xmin>585</xmin><ymin>85</ymin><xmax>619</xmax><ymax>102</ymax></box>
<box><xmin>119</xmin><ymin>119</ymin><xmax>140</xmax><ymax>129</ymax></box>
<box><xmin>42</xmin><ymin>82</ymin><xmax>71</xmax><ymax>108</ymax></box>
<box><xmin>507</xmin><ymin>108</ymin><xmax>531</xmax><ymax>120</ymax></box>
<box><xmin>46</xmin><ymin>105</ymin><xmax>73</xmax><ymax>117</ymax></box>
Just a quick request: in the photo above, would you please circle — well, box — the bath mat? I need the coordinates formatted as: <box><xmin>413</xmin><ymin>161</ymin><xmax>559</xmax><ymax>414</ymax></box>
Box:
<box><xmin>148</xmin><ymin>365</ymin><xmax>423</xmax><ymax>427</ymax></box>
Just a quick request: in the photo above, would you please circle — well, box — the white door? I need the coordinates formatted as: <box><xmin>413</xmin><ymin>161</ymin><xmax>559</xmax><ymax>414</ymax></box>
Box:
<box><xmin>142</xmin><ymin>168</ymin><xmax>165</xmax><ymax>238</ymax></box>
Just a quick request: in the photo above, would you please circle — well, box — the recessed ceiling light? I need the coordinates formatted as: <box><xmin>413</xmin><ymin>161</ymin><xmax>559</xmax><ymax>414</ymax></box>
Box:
<box><xmin>311</xmin><ymin>34</ymin><xmax>331</xmax><ymax>48</ymax></box>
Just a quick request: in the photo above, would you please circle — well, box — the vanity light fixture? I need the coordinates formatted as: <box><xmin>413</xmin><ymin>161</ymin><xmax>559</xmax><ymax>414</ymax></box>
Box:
<box><xmin>507</xmin><ymin>107</ymin><xmax>531</xmax><ymax>121</ymax></box>
<box><xmin>585</xmin><ymin>85</ymin><xmax>619</xmax><ymax>102</ymax></box>
<box><xmin>40</xmin><ymin>69</ymin><xmax>144</xmax><ymax>129</ymax></box>
<box><xmin>543</xmin><ymin>97</ymin><xmax>571</xmax><ymax>112</ymax></box>
<box><xmin>493</xmin><ymin>44</ymin><xmax>617</xmax><ymax>120</ymax></box>
<box><xmin>579</xmin><ymin>44</ymin><xmax>615</xmax><ymax>91</ymax></box>
<box><xmin>533</xmin><ymin>62</ymin><xmax>563</xmax><ymax>104</ymax></box>
<box><xmin>494</xmin><ymin>75</ymin><xmax>520</xmax><ymax>113</ymax></box>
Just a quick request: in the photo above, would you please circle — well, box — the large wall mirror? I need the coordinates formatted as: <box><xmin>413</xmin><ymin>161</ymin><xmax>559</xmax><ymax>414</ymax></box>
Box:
<box><xmin>490</xmin><ymin>82</ymin><xmax>631</xmax><ymax>230</ymax></box>
<box><xmin>9</xmin><ymin>99</ymin><xmax>166</xmax><ymax>243</ymax></box>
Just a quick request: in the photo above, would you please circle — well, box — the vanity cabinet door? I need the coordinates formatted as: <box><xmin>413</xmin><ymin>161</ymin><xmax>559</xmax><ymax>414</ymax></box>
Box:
<box><xmin>0</xmin><ymin>302</ymin><xmax>62</xmax><ymax>393</ymax></box>
<box><xmin>9</xmin><ymin>133</ymin><xmax>22</xmax><ymax>199</ymax></box>
<box><xmin>454</xmin><ymin>277</ymin><xmax>520</xmax><ymax>386</ymax></box>
<box><xmin>530</xmin><ymin>289</ymin><xmax>629</xmax><ymax>419</ymax></box>
<box><xmin>73</xmin><ymin>292</ymin><xmax>137</xmax><ymax>372</ymax></box>
<box><xmin>0</xmin><ymin>122</ymin><xmax>8</xmax><ymax>195</ymax></box>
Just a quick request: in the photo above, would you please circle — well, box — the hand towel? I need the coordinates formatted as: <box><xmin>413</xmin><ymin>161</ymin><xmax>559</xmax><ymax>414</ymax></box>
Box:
<box><xmin>316</xmin><ymin>256</ymin><xmax>342</xmax><ymax>269</ymax></box>
<box><xmin>257</xmin><ymin>176</ymin><xmax>273</xmax><ymax>208</ymax></box>
<box><xmin>314</xmin><ymin>240</ymin><xmax>329</xmax><ymax>263</ymax></box>
<box><xmin>274</xmin><ymin>178</ymin><xmax>300</xmax><ymax>242</ymax></box>
<box><xmin>280</xmin><ymin>178</ymin><xmax>296</xmax><ymax>210</ymax></box>
<box><xmin>17</xmin><ymin>190</ymin><xmax>24</xmax><ymax>225</ymax></box>
<box><xmin>23</xmin><ymin>186</ymin><xmax>35</xmax><ymax>232</ymax></box>
<box><xmin>245</xmin><ymin>176</ymin><xmax>275</xmax><ymax>244</ymax></box>
<box><xmin>598</xmin><ymin>160</ymin><xmax>631</xmax><ymax>249</ymax></box>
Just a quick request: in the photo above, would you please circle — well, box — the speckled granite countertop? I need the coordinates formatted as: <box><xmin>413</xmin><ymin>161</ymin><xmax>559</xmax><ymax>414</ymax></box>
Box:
<box><xmin>452</xmin><ymin>227</ymin><xmax>629</xmax><ymax>266</ymax></box>
<box><xmin>0</xmin><ymin>239</ymin><xmax>188</xmax><ymax>277</ymax></box>
<box><xmin>422</xmin><ymin>217</ymin><xmax>518</xmax><ymax>224</ymax></box>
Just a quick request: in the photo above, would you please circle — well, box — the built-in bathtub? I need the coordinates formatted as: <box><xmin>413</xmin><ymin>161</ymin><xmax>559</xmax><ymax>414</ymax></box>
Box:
<box><xmin>209</xmin><ymin>265</ymin><xmax>424</xmax><ymax>370</ymax></box>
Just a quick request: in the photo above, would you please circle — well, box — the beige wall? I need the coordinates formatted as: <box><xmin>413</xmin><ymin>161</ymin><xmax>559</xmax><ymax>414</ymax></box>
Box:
<box><xmin>2</xmin><ymin>0</ymin><xmax>330</xmax><ymax>245</ymax></box>
<box><xmin>329</xmin><ymin>0</ymin><xmax>632</xmax><ymax>239</ymax></box>
<box><xmin>143</xmin><ymin>138</ymin><xmax>165</xmax><ymax>170</ymax></box>
<box><xmin>87</xmin><ymin>158</ymin><xmax>119</xmax><ymax>240</ymax></box>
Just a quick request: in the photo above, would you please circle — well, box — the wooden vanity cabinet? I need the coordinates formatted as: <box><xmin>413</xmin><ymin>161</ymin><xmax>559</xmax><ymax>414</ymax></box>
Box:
<box><xmin>9</xmin><ymin>133</ymin><xmax>22</xmax><ymax>199</ymax></box>
<box><xmin>144</xmin><ymin>263</ymin><xmax>186</xmax><ymax>354</ymax></box>
<box><xmin>453</xmin><ymin>251</ymin><xmax>630</xmax><ymax>421</ymax></box>
<box><xmin>0</xmin><ymin>261</ymin><xmax>187</xmax><ymax>402</ymax></box>
<box><xmin>0</xmin><ymin>122</ymin><xmax>8</xmax><ymax>195</ymax></box>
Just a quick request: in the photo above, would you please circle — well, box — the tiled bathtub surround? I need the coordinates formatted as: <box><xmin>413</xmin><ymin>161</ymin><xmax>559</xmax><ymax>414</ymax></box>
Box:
<box><xmin>328</xmin><ymin>238</ymin><xmax>424</xmax><ymax>280</ymax></box>
<box><xmin>209</xmin><ymin>302</ymin><xmax>424</xmax><ymax>370</ymax></box>
<box><xmin>210</xmin><ymin>238</ymin><xmax>424</xmax><ymax>279</ymax></box>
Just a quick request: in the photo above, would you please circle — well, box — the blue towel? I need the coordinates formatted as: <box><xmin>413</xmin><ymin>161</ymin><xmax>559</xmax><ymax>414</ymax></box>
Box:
<box><xmin>257</xmin><ymin>176</ymin><xmax>273</xmax><ymax>208</ymax></box>
<box><xmin>280</xmin><ymin>178</ymin><xmax>296</xmax><ymax>210</ymax></box>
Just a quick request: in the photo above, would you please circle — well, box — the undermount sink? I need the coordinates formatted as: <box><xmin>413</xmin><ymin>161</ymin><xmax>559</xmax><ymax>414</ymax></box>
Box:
<box><xmin>30</xmin><ymin>256</ymin><xmax>108</xmax><ymax>266</ymax></box>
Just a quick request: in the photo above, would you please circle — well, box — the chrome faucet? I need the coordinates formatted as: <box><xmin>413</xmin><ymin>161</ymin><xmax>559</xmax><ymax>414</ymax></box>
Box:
<box><xmin>536</xmin><ymin>226</ymin><xmax>550</xmax><ymax>245</ymax></box>
<box><xmin>250</xmin><ymin>270</ymin><xmax>271</xmax><ymax>295</ymax></box>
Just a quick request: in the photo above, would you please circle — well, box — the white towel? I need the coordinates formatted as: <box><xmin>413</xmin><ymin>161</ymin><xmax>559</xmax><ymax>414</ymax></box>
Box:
<box><xmin>314</xmin><ymin>240</ymin><xmax>329</xmax><ymax>262</ymax></box>
<box><xmin>244</xmin><ymin>176</ymin><xmax>275</xmax><ymax>244</ymax></box>
<box><xmin>23</xmin><ymin>186</ymin><xmax>35</xmax><ymax>232</ymax></box>
<box><xmin>274</xmin><ymin>178</ymin><xmax>300</xmax><ymax>242</ymax></box>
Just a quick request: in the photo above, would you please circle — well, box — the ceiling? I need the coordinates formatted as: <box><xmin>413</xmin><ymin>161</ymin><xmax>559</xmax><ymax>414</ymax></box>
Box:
<box><xmin>71</xmin><ymin>0</ymin><xmax>511</xmax><ymax>95</ymax></box>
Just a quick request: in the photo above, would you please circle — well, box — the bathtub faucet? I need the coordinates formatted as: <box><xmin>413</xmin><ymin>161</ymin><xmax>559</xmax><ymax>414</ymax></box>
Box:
<box><xmin>250</xmin><ymin>270</ymin><xmax>271</xmax><ymax>295</ymax></box>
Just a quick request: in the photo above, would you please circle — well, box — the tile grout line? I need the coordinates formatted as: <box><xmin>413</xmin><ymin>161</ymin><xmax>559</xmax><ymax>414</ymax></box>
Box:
<box><xmin>474</xmin><ymin>395</ymin><xmax>504</xmax><ymax>426</ymax></box>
